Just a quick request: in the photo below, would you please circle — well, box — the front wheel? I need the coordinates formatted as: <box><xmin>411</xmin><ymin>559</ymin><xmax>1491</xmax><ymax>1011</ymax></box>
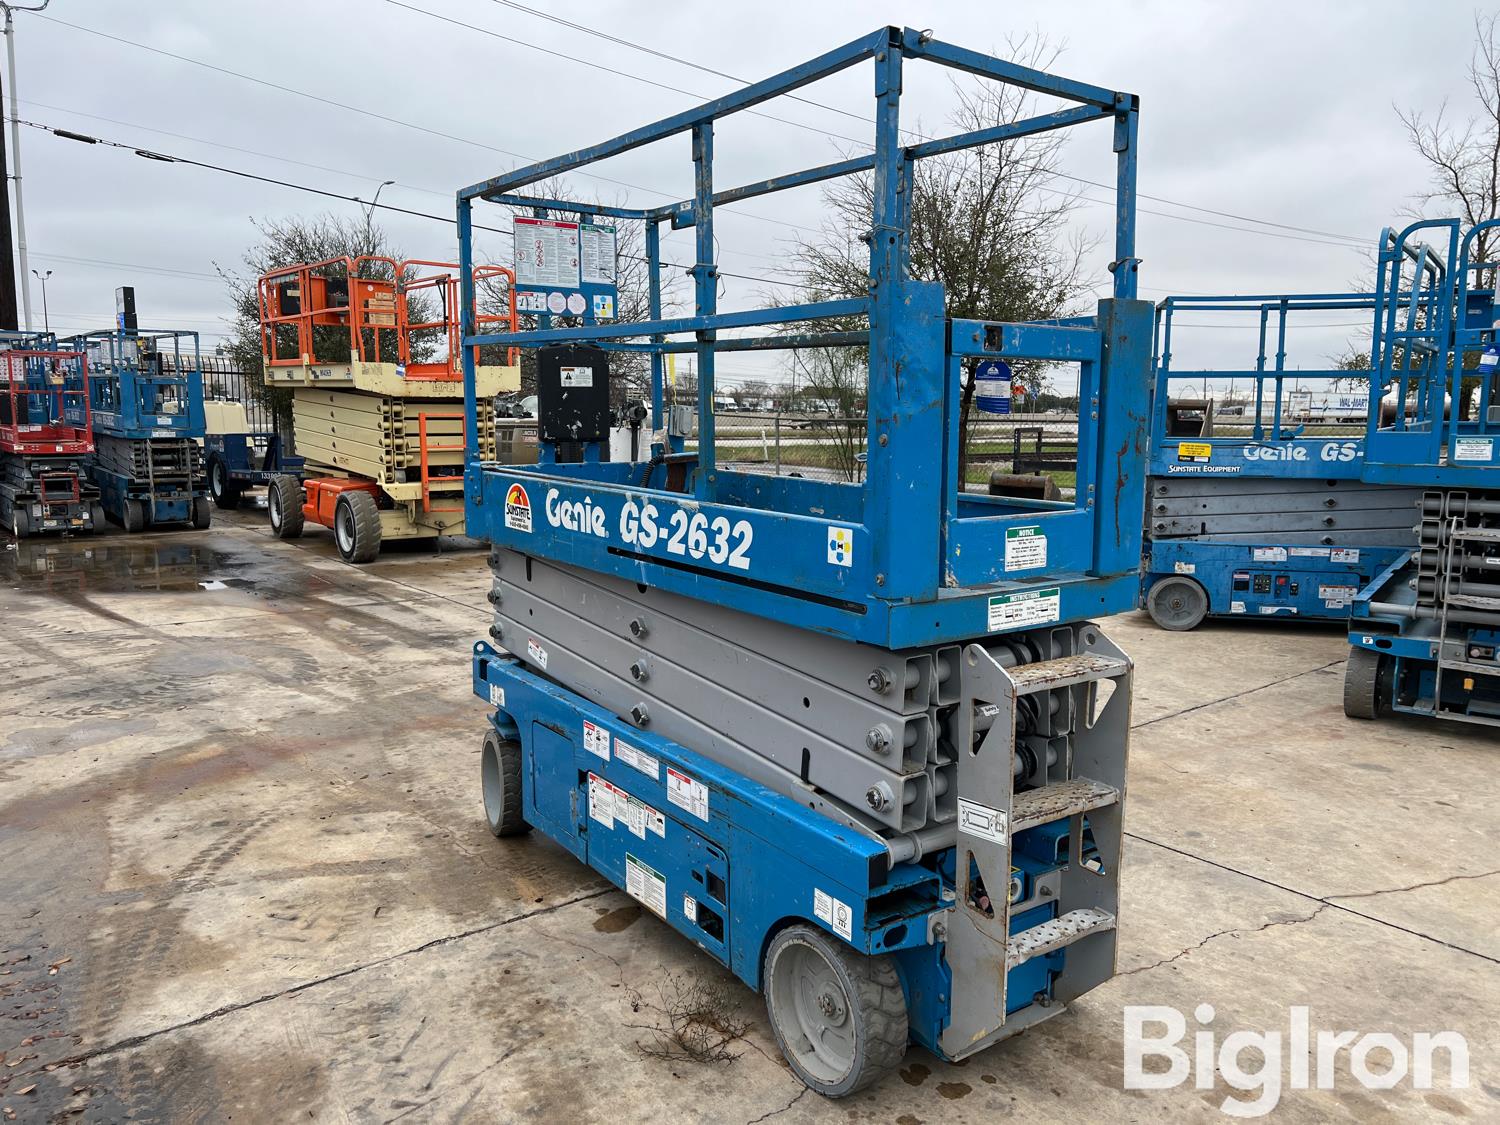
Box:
<box><xmin>11</xmin><ymin>506</ymin><xmax>30</xmax><ymax>539</ymax></box>
<box><xmin>1343</xmin><ymin>645</ymin><xmax>1388</xmax><ymax>720</ymax></box>
<box><xmin>480</xmin><ymin>729</ymin><xmax>529</xmax><ymax>837</ymax></box>
<box><xmin>192</xmin><ymin>495</ymin><xmax>213</xmax><ymax>530</ymax></box>
<box><xmin>763</xmin><ymin>923</ymin><xmax>908</xmax><ymax>1098</ymax></box>
<box><xmin>122</xmin><ymin>498</ymin><xmax>146</xmax><ymax>533</ymax></box>
<box><xmin>268</xmin><ymin>475</ymin><xmax>304</xmax><ymax>539</ymax></box>
<box><xmin>1146</xmin><ymin>575</ymin><xmax>1209</xmax><ymax>631</ymax></box>
<box><xmin>334</xmin><ymin>490</ymin><xmax>381</xmax><ymax>564</ymax></box>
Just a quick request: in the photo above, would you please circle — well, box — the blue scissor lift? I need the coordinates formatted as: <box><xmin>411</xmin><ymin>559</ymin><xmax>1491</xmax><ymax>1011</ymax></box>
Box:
<box><xmin>68</xmin><ymin>291</ymin><xmax>211</xmax><ymax>532</ymax></box>
<box><xmin>459</xmin><ymin>29</ymin><xmax>1150</xmax><ymax>1095</ymax></box>
<box><xmin>1346</xmin><ymin>220</ymin><xmax>1500</xmax><ymax>725</ymax></box>
<box><xmin>1141</xmin><ymin>292</ymin><xmax>1421</xmax><ymax>629</ymax></box>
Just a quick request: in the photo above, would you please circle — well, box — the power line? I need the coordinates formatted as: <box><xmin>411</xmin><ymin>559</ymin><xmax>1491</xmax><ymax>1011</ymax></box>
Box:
<box><xmin>21</xmin><ymin>118</ymin><xmax>798</xmax><ymax>290</ymax></box>
<box><xmin>381</xmin><ymin>0</ymin><xmax>870</xmax><ymax>149</ymax></box>
<box><xmin>32</xmin><ymin>11</ymin><xmax>825</xmax><ymax>240</ymax></box>
<box><xmin>484</xmin><ymin>1</ymin><xmax>1371</xmax><ymax>245</ymax></box>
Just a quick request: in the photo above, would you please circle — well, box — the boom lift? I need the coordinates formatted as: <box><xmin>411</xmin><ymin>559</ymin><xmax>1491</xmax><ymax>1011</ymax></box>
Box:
<box><xmin>0</xmin><ymin>332</ymin><xmax>103</xmax><ymax>537</ymax></box>
<box><xmin>1141</xmin><ymin>293</ymin><xmax>1420</xmax><ymax>629</ymax></box>
<box><xmin>257</xmin><ymin>256</ymin><xmax>520</xmax><ymax>562</ymax></box>
<box><xmin>68</xmin><ymin>289</ymin><xmax>210</xmax><ymax>532</ymax></box>
<box><xmin>1346</xmin><ymin>220</ymin><xmax>1500</xmax><ymax>724</ymax></box>
<box><xmin>460</xmin><ymin>29</ymin><xmax>1150</xmax><ymax>1095</ymax></box>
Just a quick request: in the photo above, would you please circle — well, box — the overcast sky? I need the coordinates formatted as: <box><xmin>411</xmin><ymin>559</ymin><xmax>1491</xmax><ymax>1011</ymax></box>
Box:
<box><xmin>8</xmin><ymin>0</ymin><xmax>1488</xmax><ymax>389</ymax></box>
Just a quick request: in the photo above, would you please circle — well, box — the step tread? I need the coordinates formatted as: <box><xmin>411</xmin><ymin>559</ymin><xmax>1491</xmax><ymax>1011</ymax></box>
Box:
<box><xmin>1006</xmin><ymin>907</ymin><xmax>1116</xmax><ymax>969</ymax></box>
<box><xmin>1011</xmin><ymin>777</ymin><xmax>1120</xmax><ymax>832</ymax></box>
<box><xmin>1007</xmin><ymin>652</ymin><xmax>1129</xmax><ymax>694</ymax></box>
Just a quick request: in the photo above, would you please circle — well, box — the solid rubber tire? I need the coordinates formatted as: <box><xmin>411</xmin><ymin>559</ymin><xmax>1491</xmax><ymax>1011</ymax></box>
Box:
<box><xmin>763</xmin><ymin>923</ymin><xmax>908</xmax><ymax>1097</ymax></box>
<box><xmin>481</xmin><ymin>729</ymin><xmax>529</xmax><ymax>837</ymax></box>
<box><xmin>192</xmin><ymin>495</ymin><xmax>212</xmax><ymax>530</ymax></box>
<box><xmin>1146</xmin><ymin>575</ymin><xmax>1209</xmax><ymax>631</ymax></box>
<box><xmin>1344</xmin><ymin>645</ymin><xmax>1384</xmax><ymax>720</ymax></box>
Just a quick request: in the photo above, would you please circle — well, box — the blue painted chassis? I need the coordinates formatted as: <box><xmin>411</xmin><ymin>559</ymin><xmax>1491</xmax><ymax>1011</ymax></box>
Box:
<box><xmin>66</xmin><ymin>327</ymin><xmax>210</xmax><ymax>526</ymax></box>
<box><xmin>204</xmin><ymin>432</ymin><xmax>306</xmax><ymax>486</ymax></box>
<box><xmin>474</xmin><ymin>645</ymin><xmax>1074</xmax><ymax>1055</ymax></box>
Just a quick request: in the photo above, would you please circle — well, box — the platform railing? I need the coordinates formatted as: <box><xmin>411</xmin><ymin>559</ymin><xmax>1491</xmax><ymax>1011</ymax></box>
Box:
<box><xmin>457</xmin><ymin>26</ymin><xmax>1145</xmax><ymax>634</ymax></box>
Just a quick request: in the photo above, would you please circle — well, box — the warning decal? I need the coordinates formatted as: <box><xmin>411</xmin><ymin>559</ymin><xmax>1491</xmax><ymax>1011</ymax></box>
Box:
<box><xmin>625</xmin><ymin>853</ymin><xmax>667</xmax><ymax>917</ymax></box>
<box><xmin>813</xmin><ymin>888</ymin><xmax>854</xmax><ymax>941</ymax></box>
<box><xmin>666</xmin><ymin>767</ymin><xmax>709</xmax><ymax>821</ymax></box>
<box><xmin>615</xmin><ymin>740</ymin><xmax>660</xmax><ymax>780</ymax></box>
<box><xmin>957</xmin><ymin>797</ymin><xmax>1008</xmax><ymax>845</ymax></box>
<box><xmin>1177</xmin><ymin>441</ymin><xmax>1212</xmax><ymax>463</ymax></box>
<box><xmin>583</xmin><ymin>720</ymin><xmax>611</xmax><ymax>760</ymax></box>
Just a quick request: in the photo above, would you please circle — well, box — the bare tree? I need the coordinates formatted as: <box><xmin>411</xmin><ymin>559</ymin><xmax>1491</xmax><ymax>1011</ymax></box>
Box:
<box><xmin>788</xmin><ymin>347</ymin><xmax>867</xmax><ymax>481</ymax></box>
<box><xmin>784</xmin><ymin>33</ymin><xmax>1097</xmax><ymax>484</ymax></box>
<box><xmin>1398</xmin><ymin>11</ymin><xmax>1500</xmax><ymax>270</ymax></box>
<box><xmin>217</xmin><ymin>213</ymin><xmax>436</xmax><ymax>429</ymax></box>
<box><xmin>1395</xmin><ymin>11</ymin><xmax>1500</xmax><ymax>417</ymax></box>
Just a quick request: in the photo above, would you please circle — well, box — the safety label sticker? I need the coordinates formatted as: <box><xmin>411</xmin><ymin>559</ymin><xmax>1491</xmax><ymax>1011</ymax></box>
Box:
<box><xmin>813</xmin><ymin>888</ymin><xmax>854</xmax><ymax>941</ymax></box>
<box><xmin>666</xmin><ymin>767</ymin><xmax>709</xmax><ymax>821</ymax></box>
<box><xmin>1004</xmin><ymin>526</ymin><xmax>1047</xmax><ymax>571</ymax></box>
<box><xmin>682</xmin><ymin>895</ymin><xmax>697</xmax><ymax>923</ymax></box>
<box><xmin>1455</xmin><ymin>437</ymin><xmax>1495</xmax><ymax>462</ymax></box>
<box><xmin>625</xmin><ymin>853</ymin><xmax>667</xmax><ymax>918</ymax></box>
<box><xmin>559</xmin><ymin>366</ymin><xmax>593</xmax><ymax>388</ymax></box>
<box><xmin>988</xmin><ymin>587</ymin><xmax>1061</xmax><ymax>632</ymax></box>
<box><xmin>1174</xmin><ymin>561</ymin><xmax>1196</xmax><ymax>575</ymax></box>
<box><xmin>1330</xmin><ymin>548</ymin><xmax>1360</xmax><ymax>563</ymax></box>
<box><xmin>957</xmin><ymin>797</ymin><xmax>1008</xmax><ymax>846</ymax></box>
<box><xmin>588</xmin><ymin>773</ymin><xmax>665</xmax><ymax>840</ymax></box>
<box><xmin>1177</xmin><ymin>441</ymin><xmax>1212</xmax><ymax>463</ymax></box>
<box><xmin>1252</xmin><ymin>547</ymin><xmax>1288</xmax><ymax>563</ymax></box>
<box><xmin>1320</xmin><ymin>584</ymin><xmax>1358</xmax><ymax>608</ymax></box>
<box><xmin>1289</xmin><ymin>547</ymin><xmax>1331</xmax><ymax>558</ymax></box>
<box><xmin>614</xmin><ymin>739</ymin><xmax>660</xmax><ymax>780</ymax></box>
<box><xmin>487</xmin><ymin>684</ymin><xmax>505</xmax><ymax>707</ymax></box>
<box><xmin>1230</xmin><ymin>600</ymin><xmax>1246</xmax><ymax>614</ymax></box>
<box><xmin>583</xmin><ymin>720</ymin><xmax>611</xmax><ymax>760</ymax></box>
<box><xmin>526</xmin><ymin>638</ymin><xmax>549</xmax><ymax>670</ymax></box>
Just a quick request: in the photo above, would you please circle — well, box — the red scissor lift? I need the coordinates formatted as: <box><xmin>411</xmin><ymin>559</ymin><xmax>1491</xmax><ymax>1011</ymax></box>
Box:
<box><xmin>0</xmin><ymin>347</ymin><xmax>104</xmax><ymax>537</ymax></box>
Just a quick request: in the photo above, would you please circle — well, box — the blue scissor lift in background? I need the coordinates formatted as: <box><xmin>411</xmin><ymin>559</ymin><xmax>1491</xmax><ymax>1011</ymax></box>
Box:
<box><xmin>1346</xmin><ymin>220</ymin><xmax>1500</xmax><ymax>725</ymax></box>
<box><xmin>68</xmin><ymin>288</ymin><xmax>211</xmax><ymax>532</ymax></box>
<box><xmin>1141</xmin><ymin>292</ymin><xmax>1421</xmax><ymax>630</ymax></box>
<box><xmin>458</xmin><ymin>29</ymin><xmax>1150</xmax><ymax>1096</ymax></box>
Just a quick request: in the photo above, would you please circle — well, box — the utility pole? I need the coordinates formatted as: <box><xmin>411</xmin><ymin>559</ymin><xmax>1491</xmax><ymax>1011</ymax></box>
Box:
<box><xmin>2</xmin><ymin>0</ymin><xmax>49</xmax><ymax>332</ymax></box>
<box><xmin>0</xmin><ymin>34</ymin><xmax>15</xmax><ymax>331</ymax></box>
<box><xmin>30</xmin><ymin>266</ymin><xmax>47</xmax><ymax>332</ymax></box>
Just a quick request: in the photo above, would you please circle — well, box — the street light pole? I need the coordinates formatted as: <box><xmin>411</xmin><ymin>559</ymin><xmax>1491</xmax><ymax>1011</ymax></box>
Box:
<box><xmin>2</xmin><ymin>0</ymin><xmax>48</xmax><ymax>332</ymax></box>
<box><xmin>30</xmin><ymin>265</ymin><xmax>47</xmax><ymax>332</ymax></box>
<box><xmin>364</xmin><ymin>179</ymin><xmax>394</xmax><ymax>244</ymax></box>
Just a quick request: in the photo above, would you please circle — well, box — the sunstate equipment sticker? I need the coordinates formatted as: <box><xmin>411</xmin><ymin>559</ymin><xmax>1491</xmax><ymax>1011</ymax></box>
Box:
<box><xmin>504</xmin><ymin>483</ymin><xmax>532</xmax><ymax>532</ymax></box>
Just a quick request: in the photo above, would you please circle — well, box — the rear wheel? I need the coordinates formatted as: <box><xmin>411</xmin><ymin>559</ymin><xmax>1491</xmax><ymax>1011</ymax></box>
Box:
<box><xmin>11</xmin><ymin>506</ymin><xmax>30</xmax><ymax>539</ymax></box>
<box><xmin>268</xmin><ymin>475</ymin><xmax>304</xmax><ymax>539</ymax></box>
<box><xmin>763</xmin><ymin>924</ymin><xmax>908</xmax><ymax>1098</ymax></box>
<box><xmin>1344</xmin><ymin>646</ymin><xmax>1387</xmax><ymax>720</ymax></box>
<box><xmin>480</xmin><ymin>729</ymin><xmax>529</xmax><ymax>837</ymax></box>
<box><xmin>89</xmin><ymin>501</ymin><xmax>106</xmax><ymax>533</ymax></box>
<box><xmin>192</xmin><ymin>495</ymin><xmax>212</xmax><ymax>530</ymax></box>
<box><xmin>209</xmin><ymin>459</ymin><xmax>242</xmax><ymax>509</ymax></box>
<box><xmin>334</xmin><ymin>490</ymin><xmax>381</xmax><ymax>564</ymax></box>
<box><xmin>122</xmin><ymin>499</ymin><xmax>145</xmax><ymax>533</ymax></box>
<box><xmin>1146</xmin><ymin>576</ymin><xmax>1209</xmax><ymax>631</ymax></box>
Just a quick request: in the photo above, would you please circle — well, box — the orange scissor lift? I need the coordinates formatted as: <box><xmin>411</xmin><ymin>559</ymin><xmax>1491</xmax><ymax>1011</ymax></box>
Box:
<box><xmin>257</xmin><ymin>256</ymin><xmax>519</xmax><ymax>562</ymax></box>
